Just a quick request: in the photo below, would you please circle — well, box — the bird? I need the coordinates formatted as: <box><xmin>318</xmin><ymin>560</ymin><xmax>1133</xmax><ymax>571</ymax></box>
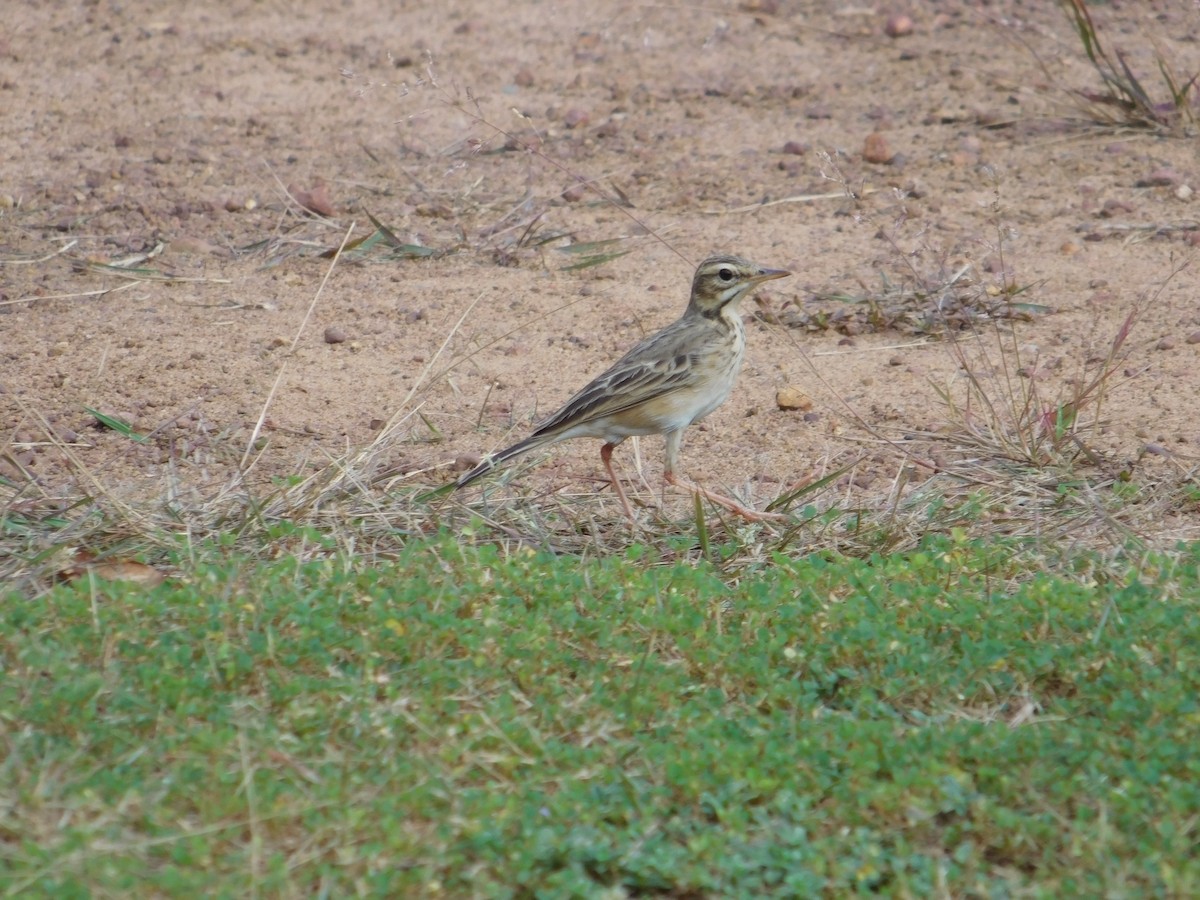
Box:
<box><xmin>453</xmin><ymin>254</ymin><xmax>791</xmax><ymax>521</ymax></box>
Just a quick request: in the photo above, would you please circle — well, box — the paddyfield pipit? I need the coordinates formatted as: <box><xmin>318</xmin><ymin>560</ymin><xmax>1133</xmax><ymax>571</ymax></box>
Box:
<box><xmin>455</xmin><ymin>254</ymin><xmax>791</xmax><ymax>521</ymax></box>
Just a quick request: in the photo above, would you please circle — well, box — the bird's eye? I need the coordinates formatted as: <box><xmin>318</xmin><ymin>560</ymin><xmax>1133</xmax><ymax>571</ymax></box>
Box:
<box><xmin>718</xmin><ymin>267</ymin><xmax>734</xmax><ymax>282</ymax></box>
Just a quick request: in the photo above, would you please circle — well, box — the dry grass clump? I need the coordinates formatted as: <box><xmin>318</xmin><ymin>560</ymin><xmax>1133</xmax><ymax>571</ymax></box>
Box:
<box><xmin>1057</xmin><ymin>0</ymin><xmax>1198</xmax><ymax>135</ymax></box>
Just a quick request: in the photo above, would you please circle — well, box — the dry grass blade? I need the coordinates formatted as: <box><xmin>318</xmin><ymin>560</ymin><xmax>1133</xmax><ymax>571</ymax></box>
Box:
<box><xmin>0</xmin><ymin>281</ymin><xmax>141</xmax><ymax>308</ymax></box>
<box><xmin>0</xmin><ymin>239</ymin><xmax>78</xmax><ymax>265</ymax></box>
<box><xmin>240</xmin><ymin>221</ymin><xmax>356</xmax><ymax>473</ymax></box>
<box><xmin>705</xmin><ymin>186</ymin><xmax>881</xmax><ymax>215</ymax></box>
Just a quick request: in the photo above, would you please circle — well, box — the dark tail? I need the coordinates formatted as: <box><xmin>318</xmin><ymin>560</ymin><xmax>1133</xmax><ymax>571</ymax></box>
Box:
<box><xmin>455</xmin><ymin>433</ymin><xmax>551</xmax><ymax>490</ymax></box>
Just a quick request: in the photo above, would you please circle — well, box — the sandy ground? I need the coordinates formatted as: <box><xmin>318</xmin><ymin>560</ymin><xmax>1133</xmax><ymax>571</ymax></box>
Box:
<box><xmin>2</xmin><ymin>0</ymin><xmax>1198</xmax><ymax>535</ymax></box>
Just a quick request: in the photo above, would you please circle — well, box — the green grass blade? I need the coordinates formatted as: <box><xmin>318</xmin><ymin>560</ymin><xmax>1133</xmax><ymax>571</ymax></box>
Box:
<box><xmin>83</xmin><ymin>407</ymin><xmax>146</xmax><ymax>442</ymax></box>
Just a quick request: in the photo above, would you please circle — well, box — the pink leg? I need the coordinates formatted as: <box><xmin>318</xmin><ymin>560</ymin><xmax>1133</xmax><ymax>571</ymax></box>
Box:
<box><xmin>663</xmin><ymin>470</ymin><xmax>787</xmax><ymax>523</ymax></box>
<box><xmin>662</xmin><ymin>430</ymin><xmax>787</xmax><ymax>523</ymax></box>
<box><xmin>600</xmin><ymin>442</ymin><xmax>637</xmax><ymax>521</ymax></box>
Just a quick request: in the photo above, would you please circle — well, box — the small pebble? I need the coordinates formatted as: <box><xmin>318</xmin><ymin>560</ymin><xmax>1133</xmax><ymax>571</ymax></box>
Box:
<box><xmin>1156</xmin><ymin>336</ymin><xmax>1177</xmax><ymax>351</ymax></box>
<box><xmin>289</xmin><ymin>181</ymin><xmax>336</xmax><ymax>217</ymax></box>
<box><xmin>514</xmin><ymin>68</ymin><xmax>534</xmax><ymax>88</ymax></box>
<box><xmin>453</xmin><ymin>453</ymin><xmax>482</xmax><ymax>472</ymax></box>
<box><xmin>563</xmin><ymin>108</ymin><xmax>589</xmax><ymax>129</ymax></box>
<box><xmin>884</xmin><ymin>13</ymin><xmax>914</xmax><ymax>37</ymax></box>
<box><xmin>1099</xmin><ymin>198</ymin><xmax>1134</xmax><ymax>217</ymax></box>
<box><xmin>775</xmin><ymin>387</ymin><xmax>813</xmax><ymax>411</ymax></box>
<box><xmin>324</xmin><ymin>326</ymin><xmax>348</xmax><ymax>344</ymax></box>
<box><xmin>740</xmin><ymin>0</ymin><xmax>781</xmax><ymax>13</ymax></box>
<box><xmin>1186</xmin><ymin>331</ymin><xmax>1200</xmax><ymax>345</ymax></box>
<box><xmin>863</xmin><ymin>132</ymin><xmax>894</xmax><ymax>164</ymax></box>
<box><xmin>561</xmin><ymin>183</ymin><xmax>587</xmax><ymax>202</ymax></box>
<box><xmin>782</xmin><ymin>140</ymin><xmax>808</xmax><ymax>155</ymax></box>
<box><xmin>1136</xmin><ymin>168</ymin><xmax>1179</xmax><ymax>188</ymax></box>
<box><xmin>974</xmin><ymin>108</ymin><xmax>1006</xmax><ymax>127</ymax></box>
<box><xmin>1176</xmin><ymin>184</ymin><xmax>1194</xmax><ymax>202</ymax></box>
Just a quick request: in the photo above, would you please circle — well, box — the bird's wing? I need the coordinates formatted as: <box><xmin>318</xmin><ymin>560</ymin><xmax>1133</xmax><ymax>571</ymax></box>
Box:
<box><xmin>529</xmin><ymin>326</ymin><xmax>702</xmax><ymax>438</ymax></box>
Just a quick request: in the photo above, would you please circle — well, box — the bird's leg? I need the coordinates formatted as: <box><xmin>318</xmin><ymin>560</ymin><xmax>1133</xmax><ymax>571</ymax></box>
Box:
<box><xmin>664</xmin><ymin>470</ymin><xmax>787</xmax><ymax>522</ymax></box>
<box><xmin>662</xmin><ymin>430</ymin><xmax>788</xmax><ymax>523</ymax></box>
<box><xmin>600</xmin><ymin>442</ymin><xmax>637</xmax><ymax>522</ymax></box>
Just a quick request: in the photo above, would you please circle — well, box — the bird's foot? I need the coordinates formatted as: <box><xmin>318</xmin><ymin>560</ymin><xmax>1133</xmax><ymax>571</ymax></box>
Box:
<box><xmin>664</xmin><ymin>473</ymin><xmax>789</xmax><ymax>523</ymax></box>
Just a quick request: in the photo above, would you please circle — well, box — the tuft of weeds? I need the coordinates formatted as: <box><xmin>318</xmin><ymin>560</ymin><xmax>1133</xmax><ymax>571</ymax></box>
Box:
<box><xmin>758</xmin><ymin>251</ymin><xmax>1051</xmax><ymax>339</ymax></box>
<box><xmin>1056</xmin><ymin>0</ymin><xmax>1198</xmax><ymax>134</ymax></box>
<box><xmin>757</xmin><ymin>154</ymin><xmax>1052</xmax><ymax>340</ymax></box>
<box><xmin>786</xmin><ymin>159</ymin><xmax>1198</xmax><ymax>560</ymax></box>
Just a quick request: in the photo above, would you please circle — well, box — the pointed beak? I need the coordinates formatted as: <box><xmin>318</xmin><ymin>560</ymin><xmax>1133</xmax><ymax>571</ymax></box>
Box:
<box><xmin>751</xmin><ymin>266</ymin><xmax>791</xmax><ymax>284</ymax></box>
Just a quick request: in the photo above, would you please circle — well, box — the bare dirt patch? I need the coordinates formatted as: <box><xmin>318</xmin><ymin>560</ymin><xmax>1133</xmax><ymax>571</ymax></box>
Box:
<box><xmin>3</xmin><ymin>0</ymin><xmax>1198</xmax><ymax>542</ymax></box>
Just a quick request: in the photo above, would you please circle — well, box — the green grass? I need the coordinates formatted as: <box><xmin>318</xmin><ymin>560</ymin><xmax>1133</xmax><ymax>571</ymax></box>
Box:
<box><xmin>3</xmin><ymin>533</ymin><xmax>1199</xmax><ymax>896</ymax></box>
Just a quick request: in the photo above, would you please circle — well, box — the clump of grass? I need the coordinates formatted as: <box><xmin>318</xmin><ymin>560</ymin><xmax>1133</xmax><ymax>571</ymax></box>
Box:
<box><xmin>758</xmin><ymin>235</ymin><xmax>1051</xmax><ymax>340</ymax></box>
<box><xmin>791</xmin><ymin>158</ymin><xmax>1199</xmax><ymax>559</ymax></box>
<box><xmin>1057</xmin><ymin>0</ymin><xmax>1198</xmax><ymax>134</ymax></box>
<box><xmin>932</xmin><ymin>305</ymin><xmax>1134</xmax><ymax>473</ymax></box>
<box><xmin>758</xmin><ymin>154</ymin><xmax>1052</xmax><ymax>340</ymax></box>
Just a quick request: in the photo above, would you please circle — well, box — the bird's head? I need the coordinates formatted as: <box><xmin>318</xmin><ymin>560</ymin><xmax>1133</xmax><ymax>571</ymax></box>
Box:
<box><xmin>687</xmin><ymin>255</ymin><xmax>790</xmax><ymax>319</ymax></box>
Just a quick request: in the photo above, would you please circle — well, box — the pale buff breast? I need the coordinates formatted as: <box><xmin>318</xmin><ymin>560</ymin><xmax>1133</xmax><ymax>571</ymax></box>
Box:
<box><xmin>571</xmin><ymin>314</ymin><xmax>746</xmax><ymax>444</ymax></box>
